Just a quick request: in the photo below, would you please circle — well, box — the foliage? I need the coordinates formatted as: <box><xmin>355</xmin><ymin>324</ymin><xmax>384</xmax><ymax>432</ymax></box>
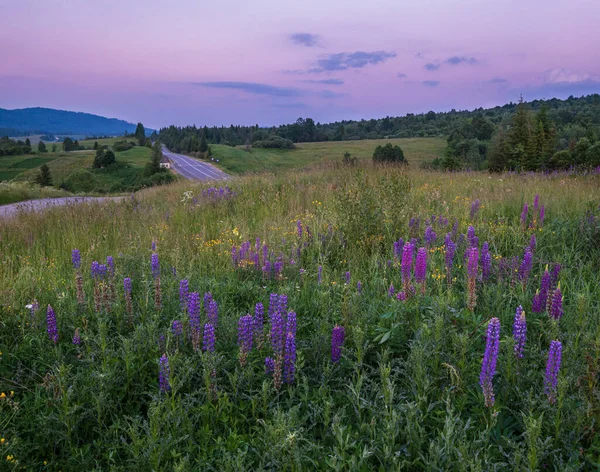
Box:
<box><xmin>0</xmin><ymin>137</ymin><xmax>32</xmax><ymax>156</ymax></box>
<box><xmin>35</xmin><ymin>163</ymin><xmax>52</xmax><ymax>186</ymax></box>
<box><xmin>373</xmin><ymin>143</ymin><xmax>406</xmax><ymax>164</ymax></box>
<box><xmin>92</xmin><ymin>149</ymin><xmax>116</xmax><ymax>169</ymax></box>
<box><xmin>145</xmin><ymin>142</ymin><xmax>165</xmax><ymax>176</ymax></box>
<box><xmin>60</xmin><ymin>170</ymin><xmax>100</xmax><ymax>193</ymax></box>
<box><xmin>135</xmin><ymin>123</ymin><xmax>146</xmax><ymax>146</ymax></box>
<box><xmin>62</xmin><ymin>137</ymin><xmax>84</xmax><ymax>152</ymax></box>
<box><xmin>112</xmin><ymin>140</ymin><xmax>135</xmax><ymax>152</ymax></box>
<box><xmin>37</xmin><ymin>141</ymin><xmax>47</xmax><ymax>153</ymax></box>
<box><xmin>253</xmin><ymin>136</ymin><xmax>295</xmax><ymax>149</ymax></box>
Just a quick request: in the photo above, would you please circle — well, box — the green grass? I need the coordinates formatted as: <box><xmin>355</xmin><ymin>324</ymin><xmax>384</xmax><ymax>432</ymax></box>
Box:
<box><xmin>1</xmin><ymin>164</ymin><xmax>599</xmax><ymax>469</ymax></box>
<box><xmin>0</xmin><ymin>181</ymin><xmax>70</xmax><ymax>205</ymax></box>
<box><xmin>210</xmin><ymin>137</ymin><xmax>446</xmax><ymax>174</ymax></box>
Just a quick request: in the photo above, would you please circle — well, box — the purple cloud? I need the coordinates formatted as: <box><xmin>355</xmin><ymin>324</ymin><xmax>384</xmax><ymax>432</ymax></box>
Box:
<box><xmin>425</xmin><ymin>63</ymin><xmax>440</xmax><ymax>71</ymax></box>
<box><xmin>290</xmin><ymin>33</ymin><xmax>319</xmax><ymax>47</ymax></box>
<box><xmin>310</xmin><ymin>51</ymin><xmax>396</xmax><ymax>73</ymax></box>
<box><xmin>422</xmin><ymin>80</ymin><xmax>440</xmax><ymax>87</ymax></box>
<box><xmin>446</xmin><ymin>56</ymin><xmax>479</xmax><ymax>65</ymax></box>
<box><xmin>195</xmin><ymin>81</ymin><xmax>303</xmax><ymax>97</ymax></box>
<box><xmin>397</xmin><ymin>73</ymin><xmax>408</xmax><ymax>78</ymax></box>
<box><xmin>302</xmin><ymin>78</ymin><xmax>344</xmax><ymax>85</ymax></box>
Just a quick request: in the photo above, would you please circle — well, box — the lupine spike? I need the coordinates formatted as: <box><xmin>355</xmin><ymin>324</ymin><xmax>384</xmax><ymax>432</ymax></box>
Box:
<box><xmin>283</xmin><ymin>331</ymin><xmax>296</xmax><ymax>384</ymax></box>
<box><xmin>544</xmin><ymin>340</ymin><xmax>562</xmax><ymax>404</ymax></box>
<box><xmin>158</xmin><ymin>354</ymin><xmax>171</xmax><ymax>393</ymax></box>
<box><xmin>203</xmin><ymin>323</ymin><xmax>215</xmax><ymax>352</ymax></box>
<box><xmin>512</xmin><ymin>306</ymin><xmax>527</xmax><ymax>359</ymax></box>
<box><xmin>46</xmin><ymin>304</ymin><xmax>58</xmax><ymax>344</ymax></box>
<box><xmin>71</xmin><ymin>249</ymin><xmax>81</xmax><ymax>269</ymax></box>
<box><xmin>480</xmin><ymin>317</ymin><xmax>500</xmax><ymax>407</ymax></box>
<box><xmin>179</xmin><ymin>280</ymin><xmax>189</xmax><ymax>312</ymax></box>
<box><xmin>401</xmin><ymin>242</ymin><xmax>414</xmax><ymax>292</ymax></box>
<box><xmin>467</xmin><ymin>247</ymin><xmax>478</xmax><ymax>311</ymax></box>
<box><xmin>549</xmin><ymin>285</ymin><xmax>563</xmax><ymax>320</ymax></box>
<box><xmin>331</xmin><ymin>325</ymin><xmax>345</xmax><ymax>363</ymax></box>
<box><xmin>415</xmin><ymin>247</ymin><xmax>427</xmax><ymax>294</ymax></box>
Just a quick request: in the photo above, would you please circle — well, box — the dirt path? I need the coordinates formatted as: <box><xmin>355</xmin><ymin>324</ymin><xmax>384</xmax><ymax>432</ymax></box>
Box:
<box><xmin>0</xmin><ymin>196</ymin><xmax>129</xmax><ymax>219</ymax></box>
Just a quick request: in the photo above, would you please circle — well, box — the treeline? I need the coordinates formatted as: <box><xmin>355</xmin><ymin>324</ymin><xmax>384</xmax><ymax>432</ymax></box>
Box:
<box><xmin>0</xmin><ymin>137</ymin><xmax>32</xmax><ymax>156</ymax></box>
<box><xmin>158</xmin><ymin>95</ymin><xmax>600</xmax><ymax>164</ymax></box>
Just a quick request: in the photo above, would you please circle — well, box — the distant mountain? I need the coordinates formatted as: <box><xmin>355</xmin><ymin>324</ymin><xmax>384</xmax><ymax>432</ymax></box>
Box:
<box><xmin>0</xmin><ymin>107</ymin><xmax>152</xmax><ymax>137</ymax></box>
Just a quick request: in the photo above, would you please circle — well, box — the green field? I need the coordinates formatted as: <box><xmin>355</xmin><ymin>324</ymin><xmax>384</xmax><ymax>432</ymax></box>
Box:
<box><xmin>209</xmin><ymin>137</ymin><xmax>446</xmax><ymax>174</ymax></box>
<box><xmin>1</xmin><ymin>164</ymin><xmax>599</xmax><ymax>469</ymax></box>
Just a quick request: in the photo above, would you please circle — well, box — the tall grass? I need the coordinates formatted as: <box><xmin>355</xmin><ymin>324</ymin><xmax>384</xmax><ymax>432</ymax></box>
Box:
<box><xmin>1</xmin><ymin>163</ymin><xmax>599</xmax><ymax>470</ymax></box>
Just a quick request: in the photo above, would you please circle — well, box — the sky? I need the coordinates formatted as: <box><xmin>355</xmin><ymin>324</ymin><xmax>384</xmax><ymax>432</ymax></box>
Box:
<box><xmin>1</xmin><ymin>0</ymin><xmax>600</xmax><ymax>129</ymax></box>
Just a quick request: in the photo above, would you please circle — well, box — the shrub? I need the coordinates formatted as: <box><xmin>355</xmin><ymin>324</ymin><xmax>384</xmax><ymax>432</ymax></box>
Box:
<box><xmin>93</xmin><ymin>149</ymin><xmax>116</xmax><ymax>168</ymax></box>
<box><xmin>112</xmin><ymin>140</ymin><xmax>134</xmax><ymax>152</ymax></box>
<box><xmin>35</xmin><ymin>164</ymin><xmax>53</xmax><ymax>186</ymax></box>
<box><xmin>61</xmin><ymin>170</ymin><xmax>100</xmax><ymax>193</ymax></box>
<box><xmin>372</xmin><ymin>143</ymin><xmax>407</xmax><ymax>164</ymax></box>
<box><xmin>253</xmin><ymin>136</ymin><xmax>295</xmax><ymax>149</ymax></box>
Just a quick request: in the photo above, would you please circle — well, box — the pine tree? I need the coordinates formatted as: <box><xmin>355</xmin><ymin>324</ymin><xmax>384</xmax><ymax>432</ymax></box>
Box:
<box><xmin>135</xmin><ymin>123</ymin><xmax>146</xmax><ymax>146</ymax></box>
<box><xmin>38</xmin><ymin>141</ymin><xmax>47</xmax><ymax>153</ymax></box>
<box><xmin>508</xmin><ymin>96</ymin><xmax>532</xmax><ymax>170</ymax></box>
<box><xmin>199</xmin><ymin>133</ymin><xmax>208</xmax><ymax>153</ymax></box>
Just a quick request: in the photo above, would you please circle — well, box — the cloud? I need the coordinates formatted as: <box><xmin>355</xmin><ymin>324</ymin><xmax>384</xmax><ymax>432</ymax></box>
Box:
<box><xmin>489</xmin><ymin>77</ymin><xmax>508</xmax><ymax>84</ymax></box>
<box><xmin>397</xmin><ymin>73</ymin><xmax>408</xmax><ymax>78</ymax></box>
<box><xmin>302</xmin><ymin>78</ymin><xmax>344</xmax><ymax>85</ymax></box>
<box><xmin>317</xmin><ymin>90</ymin><xmax>345</xmax><ymax>99</ymax></box>
<box><xmin>422</xmin><ymin>80</ymin><xmax>440</xmax><ymax>87</ymax></box>
<box><xmin>424</xmin><ymin>63</ymin><xmax>440</xmax><ymax>71</ymax></box>
<box><xmin>446</xmin><ymin>56</ymin><xmax>478</xmax><ymax>65</ymax></box>
<box><xmin>195</xmin><ymin>81</ymin><xmax>303</xmax><ymax>97</ymax></box>
<box><xmin>543</xmin><ymin>68</ymin><xmax>599</xmax><ymax>84</ymax></box>
<box><xmin>273</xmin><ymin>102</ymin><xmax>309</xmax><ymax>109</ymax></box>
<box><xmin>290</xmin><ymin>33</ymin><xmax>319</xmax><ymax>47</ymax></box>
<box><xmin>310</xmin><ymin>51</ymin><xmax>396</xmax><ymax>73</ymax></box>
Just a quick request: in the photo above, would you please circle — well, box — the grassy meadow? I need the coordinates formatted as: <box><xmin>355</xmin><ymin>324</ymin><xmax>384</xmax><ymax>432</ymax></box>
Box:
<box><xmin>1</xmin><ymin>162</ymin><xmax>599</xmax><ymax>470</ymax></box>
<box><xmin>209</xmin><ymin>137</ymin><xmax>445</xmax><ymax>174</ymax></box>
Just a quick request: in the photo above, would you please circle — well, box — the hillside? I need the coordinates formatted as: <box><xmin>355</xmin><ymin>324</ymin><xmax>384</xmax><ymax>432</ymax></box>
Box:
<box><xmin>0</xmin><ymin>107</ymin><xmax>146</xmax><ymax>137</ymax></box>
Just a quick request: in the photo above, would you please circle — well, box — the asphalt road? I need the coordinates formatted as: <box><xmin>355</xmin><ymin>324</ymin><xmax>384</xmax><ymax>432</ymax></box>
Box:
<box><xmin>0</xmin><ymin>196</ymin><xmax>127</xmax><ymax>219</ymax></box>
<box><xmin>162</xmin><ymin>146</ymin><xmax>228</xmax><ymax>181</ymax></box>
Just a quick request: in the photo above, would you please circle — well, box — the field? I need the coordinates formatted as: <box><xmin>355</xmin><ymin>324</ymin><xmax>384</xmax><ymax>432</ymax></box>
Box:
<box><xmin>210</xmin><ymin>137</ymin><xmax>446</xmax><ymax>174</ymax></box>
<box><xmin>1</xmin><ymin>162</ymin><xmax>599</xmax><ymax>470</ymax></box>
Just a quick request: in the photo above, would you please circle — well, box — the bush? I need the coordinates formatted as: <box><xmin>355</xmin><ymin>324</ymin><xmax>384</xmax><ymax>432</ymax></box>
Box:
<box><xmin>93</xmin><ymin>149</ymin><xmax>116</xmax><ymax>169</ymax></box>
<box><xmin>372</xmin><ymin>143</ymin><xmax>407</xmax><ymax>164</ymax></box>
<box><xmin>112</xmin><ymin>140</ymin><xmax>134</xmax><ymax>152</ymax></box>
<box><xmin>549</xmin><ymin>150</ymin><xmax>573</xmax><ymax>169</ymax></box>
<box><xmin>253</xmin><ymin>136</ymin><xmax>295</xmax><ymax>149</ymax></box>
<box><xmin>61</xmin><ymin>170</ymin><xmax>100</xmax><ymax>193</ymax></box>
<box><xmin>35</xmin><ymin>164</ymin><xmax>53</xmax><ymax>186</ymax></box>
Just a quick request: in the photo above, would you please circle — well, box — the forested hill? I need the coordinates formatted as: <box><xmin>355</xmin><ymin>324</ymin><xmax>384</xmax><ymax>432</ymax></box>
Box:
<box><xmin>0</xmin><ymin>107</ymin><xmax>142</xmax><ymax>137</ymax></box>
<box><xmin>158</xmin><ymin>94</ymin><xmax>600</xmax><ymax>148</ymax></box>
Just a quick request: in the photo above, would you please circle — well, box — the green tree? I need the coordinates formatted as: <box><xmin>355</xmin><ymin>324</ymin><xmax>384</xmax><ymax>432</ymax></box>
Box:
<box><xmin>135</xmin><ymin>123</ymin><xmax>146</xmax><ymax>146</ymax></box>
<box><xmin>92</xmin><ymin>149</ymin><xmax>116</xmax><ymax>168</ymax></box>
<box><xmin>573</xmin><ymin>138</ymin><xmax>591</xmax><ymax>165</ymax></box>
<box><xmin>508</xmin><ymin>96</ymin><xmax>532</xmax><ymax>170</ymax></box>
<box><xmin>199</xmin><ymin>133</ymin><xmax>208</xmax><ymax>153</ymax></box>
<box><xmin>36</xmin><ymin>164</ymin><xmax>53</xmax><ymax>186</ymax></box>
<box><xmin>373</xmin><ymin>143</ymin><xmax>407</xmax><ymax>164</ymax></box>
<box><xmin>586</xmin><ymin>142</ymin><xmax>600</xmax><ymax>167</ymax></box>
<box><xmin>38</xmin><ymin>141</ymin><xmax>47</xmax><ymax>153</ymax></box>
<box><xmin>145</xmin><ymin>142</ymin><xmax>163</xmax><ymax>176</ymax></box>
<box><xmin>93</xmin><ymin>141</ymin><xmax>99</xmax><ymax>150</ymax></box>
<box><xmin>51</xmin><ymin>144</ymin><xmax>57</xmax><ymax>152</ymax></box>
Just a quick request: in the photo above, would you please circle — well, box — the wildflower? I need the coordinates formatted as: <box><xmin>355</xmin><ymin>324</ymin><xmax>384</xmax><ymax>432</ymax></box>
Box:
<box><xmin>46</xmin><ymin>305</ymin><xmax>58</xmax><ymax>344</ymax></box>
<box><xmin>106</xmin><ymin>256</ymin><xmax>115</xmax><ymax>277</ymax></box>
<box><xmin>467</xmin><ymin>247</ymin><xmax>478</xmax><ymax>311</ymax></box>
<box><xmin>444</xmin><ymin>233</ymin><xmax>457</xmax><ymax>282</ymax></box>
<box><xmin>265</xmin><ymin>357</ymin><xmax>275</xmax><ymax>375</ymax></box>
<box><xmin>231</xmin><ymin>245</ymin><xmax>238</xmax><ymax>267</ymax></box>
<box><xmin>415</xmin><ymin>247</ymin><xmax>427</xmax><ymax>294</ymax></box>
<box><xmin>188</xmin><ymin>292</ymin><xmax>201</xmax><ymax>350</ymax></box>
<box><xmin>357</xmin><ymin>281</ymin><xmax>362</xmax><ymax>294</ymax></box>
<box><xmin>396</xmin><ymin>291</ymin><xmax>407</xmax><ymax>301</ymax></box>
<box><xmin>532</xmin><ymin>290</ymin><xmax>543</xmax><ymax>313</ymax></box>
<box><xmin>345</xmin><ymin>271</ymin><xmax>351</xmax><ymax>285</ymax></box>
<box><xmin>271</xmin><ymin>311</ymin><xmax>285</xmax><ymax>390</ymax></box>
<box><xmin>238</xmin><ymin>314</ymin><xmax>254</xmax><ymax>367</ymax></box>
<box><xmin>539</xmin><ymin>205</ymin><xmax>546</xmax><ymax>227</ymax></box>
<box><xmin>549</xmin><ymin>285</ymin><xmax>563</xmax><ymax>320</ymax></box>
<box><xmin>424</xmin><ymin>226</ymin><xmax>437</xmax><ymax>246</ymax></box>
<box><xmin>268</xmin><ymin>293</ymin><xmax>279</xmax><ymax>320</ymax></box>
<box><xmin>151</xmin><ymin>240</ymin><xmax>157</xmax><ymax>251</ymax></box>
<box><xmin>519</xmin><ymin>246</ymin><xmax>533</xmax><ymax>283</ymax></box>
<box><xmin>470</xmin><ymin>199</ymin><xmax>480</xmax><ymax>219</ymax></box>
<box><xmin>254</xmin><ymin>302</ymin><xmax>264</xmax><ymax>345</ymax></box>
<box><xmin>277</xmin><ymin>294</ymin><xmax>288</xmax><ymax>318</ymax></box>
<box><xmin>284</xmin><ymin>332</ymin><xmax>296</xmax><ymax>384</ymax></box>
<box><xmin>401</xmin><ymin>242</ymin><xmax>414</xmax><ymax>293</ymax></box>
<box><xmin>72</xmin><ymin>328</ymin><xmax>81</xmax><ymax>346</ymax></box>
<box><xmin>544</xmin><ymin>340</ymin><xmax>562</xmax><ymax>404</ymax></box>
<box><xmin>480</xmin><ymin>317</ymin><xmax>500</xmax><ymax>407</ymax></box>
<box><xmin>529</xmin><ymin>234</ymin><xmax>537</xmax><ymax>252</ymax></box>
<box><xmin>91</xmin><ymin>261</ymin><xmax>100</xmax><ymax>279</ymax></box>
<box><xmin>171</xmin><ymin>320</ymin><xmax>183</xmax><ymax>338</ymax></box>
<box><xmin>207</xmin><ymin>300</ymin><xmax>218</xmax><ymax>328</ymax></box>
<box><xmin>297</xmin><ymin>220</ymin><xmax>302</xmax><ymax>239</ymax></box>
<box><xmin>480</xmin><ymin>242</ymin><xmax>492</xmax><ymax>280</ymax></box>
<box><xmin>151</xmin><ymin>253</ymin><xmax>160</xmax><ymax>278</ymax></box>
<box><xmin>71</xmin><ymin>249</ymin><xmax>81</xmax><ymax>269</ymax></box>
<box><xmin>203</xmin><ymin>323</ymin><xmax>215</xmax><ymax>352</ymax></box>
<box><xmin>318</xmin><ymin>265</ymin><xmax>323</xmax><ymax>285</ymax></box>
<box><xmin>123</xmin><ymin>277</ymin><xmax>133</xmax><ymax>321</ymax></box>
<box><xmin>179</xmin><ymin>280</ymin><xmax>189</xmax><ymax>312</ymax></box>
<box><xmin>467</xmin><ymin>225</ymin><xmax>476</xmax><ymax>247</ymax></box>
<box><xmin>388</xmin><ymin>283</ymin><xmax>395</xmax><ymax>298</ymax></box>
<box><xmin>393</xmin><ymin>238</ymin><xmax>404</xmax><ymax>260</ymax></box>
<box><xmin>550</xmin><ymin>263</ymin><xmax>561</xmax><ymax>288</ymax></box>
<box><xmin>158</xmin><ymin>354</ymin><xmax>171</xmax><ymax>393</ymax></box>
<box><xmin>512</xmin><ymin>306</ymin><xmax>526</xmax><ymax>359</ymax></box>
<box><xmin>331</xmin><ymin>325</ymin><xmax>345</xmax><ymax>363</ymax></box>
<box><xmin>533</xmin><ymin>194</ymin><xmax>539</xmax><ymax>213</ymax></box>
<box><xmin>539</xmin><ymin>267</ymin><xmax>551</xmax><ymax>305</ymax></box>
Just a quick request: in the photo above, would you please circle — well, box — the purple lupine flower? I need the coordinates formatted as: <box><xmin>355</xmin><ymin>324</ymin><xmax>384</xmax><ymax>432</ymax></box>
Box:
<box><xmin>262</xmin><ymin>244</ymin><xmax>269</xmax><ymax>265</ymax></box>
<box><xmin>72</xmin><ymin>328</ymin><xmax>81</xmax><ymax>346</ymax></box>
<box><xmin>520</xmin><ymin>202</ymin><xmax>529</xmax><ymax>228</ymax></box>
<box><xmin>72</xmin><ymin>249</ymin><xmax>81</xmax><ymax>269</ymax></box>
<box><xmin>171</xmin><ymin>320</ymin><xmax>183</xmax><ymax>338</ymax></box>
<box><xmin>529</xmin><ymin>234</ymin><xmax>537</xmax><ymax>252</ymax></box>
<box><xmin>513</xmin><ymin>306</ymin><xmax>527</xmax><ymax>359</ymax></box>
<box><xmin>46</xmin><ymin>304</ymin><xmax>58</xmax><ymax>344</ymax></box>
<box><xmin>470</xmin><ymin>199</ymin><xmax>480</xmax><ymax>219</ymax></box>
<box><xmin>254</xmin><ymin>302</ymin><xmax>264</xmax><ymax>341</ymax></box>
<box><xmin>539</xmin><ymin>205</ymin><xmax>545</xmax><ymax>227</ymax></box>
<box><xmin>331</xmin><ymin>325</ymin><xmax>345</xmax><ymax>363</ymax></box>
<box><xmin>106</xmin><ymin>256</ymin><xmax>115</xmax><ymax>277</ymax></box>
<box><xmin>317</xmin><ymin>265</ymin><xmax>323</xmax><ymax>285</ymax></box>
<box><xmin>539</xmin><ymin>267</ymin><xmax>551</xmax><ymax>304</ymax></box>
<box><xmin>265</xmin><ymin>357</ymin><xmax>275</xmax><ymax>375</ymax></box>
<box><xmin>286</xmin><ymin>311</ymin><xmax>297</xmax><ymax>338</ymax></box>
<box><xmin>345</xmin><ymin>271</ymin><xmax>351</xmax><ymax>285</ymax></box>
<box><xmin>231</xmin><ymin>246</ymin><xmax>238</xmax><ymax>266</ymax></box>
<box><xmin>270</xmin><ymin>311</ymin><xmax>285</xmax><ymax>356</ymax></box>
<box><xmin>179</xmin><ymin>279</ymin><xmax>189</xmax><ymax>311</ymax></box>
<box><xmin>388</xmin><ymin>283</ymin><xmax>395</xmax><ymax>297</ymax></box>
<box><xmin>203</xmin><ymin>323</ymin><xmax>215</xmax><ymax>352</ymax></box>
<box><xmin>401</xmin><ymin>242</ymin><xmax>414</xmax><ymax>288</ymax></box>
<box><xmin>414</xmin><ymin>247</ymin><xmax>427</xmax><ymax>289</ymax></box>
<box><xmin>284</xmin><ymin>332</ymin><xmax>296</xmax><ymax>384</ymax></box>
<box><xmin>550</xmin><ymin>264</ymin><xmax>561</xmax><ymax>288</ymax></box>
<box><xmin>452</xmin><ymin>219</ymin><xmax>459</xmax><ymax>239</ymax></box>
<box><xmin>277</xmin><ymin>294</ymin><xmax>288</xmax><ymax>317</ymax></box>
<box><xmin>268</xmin><ymin>293</ymin><xmax>279</xmax><ymax>320</ymax></box>
<box><xmin>549</xmin><ymin>286</ymin><xmax>563</xmax><ymax>320</ymax></box>
<box><xmin>544</xmin><ymin>340</ymin><xmax>562</xmax><ymax>404</ymax></box>
<box><xmin>396</xmin><ymin>291</ymin><xmax>407</xmax><ymax>301</ymax></box>
<box><xmin>357</xmin><ymin>281</ymin><xmax>362</xmax><ymax>294</ymax></box>
<box><xmin>151</xmin><ymin>253</ymin><xmax>160</xmax><ymax>278</ymax></box>
<box><xmin>533</xmin><ymin>194</ymin><xmax>539</xmax><ymax>213</ymax></box>
<box><xmin>424</xmin><ymin>226</ymin><xmax>437</xmax><ymax>246</ymax></box>
<box><xmin>203</xmin><ymin>292</ymin><xmax>213</xmax><ymax>311</ymax></box>
<box><xmin>123</xmin><ymin>277</ymin><xmax>132</xmax><ymax>294</ymax></box>
<box><xmin>91</xmin><ymin>261</ymin><xmax>100</xmax><ymax>279</ymax></box>
<box><xmin>480</xmin><ymin>242</ymin><xmax>492</xmax><ymax>280</ymax></box>
<box><xmin>386</xmin><ymin>259</ymin><xmax>392</xmax><ymax>269</ymax></box>
<box><xmin>532</xmin><ymin>291</ymin><xmax>543</xmax><ymax>313</ymax></box>
<box><xmin>393</xmin><ymin>238</ymin><xmax>404</xmax><ymax>259</ymax></box>
<box><xmin>151</xmin><ymin>240</ymin><xmax>157</xmax><ymax>251</ymax></box>
<box><xmin>274</xmin><ymin>257</ymin><xmax>284</xmax><ymax>277</ymax></box>
<box><xmin>468</xmin><ymin>247</ymin><xmax>479</xmax><ymax>279</ymax></box>
<box><xmin>444</xmin><ymin>234</ymin><xmax>457</xmax><ymax>277</ymax></box>
<box><xmin>188</xmin><ymin>292</ymin><xmax>201</xmax><ymax>334</ymax></box>
<box><xmin>158</xmin><ymin>354</ymin><xmax>171</xmax><ymax>393</ymax></box>
<box><xmin>480</xmin><ymin>317</ymin><xmax>500</xmax><ymax>408</ymax></box>
<box><xmin>262</xmin><ymin>260</ymin><xmax>272</xmax><ymax>278</ymax></box>
<box><xmin>297</xmin><ymin>220</ymin><xmax>302</xmax><ymax>238</ymax></box>
<box><xmin>98</xmin><ymin>264</ymin><xmax>108</xmax><ymax>279</ymax></box>
<box><xmin>467</xmin><ymin>226</ymin><xmax>476</xmax><ymax>247</ymax></box>
<box><xmin>207</xmin><ymin>300</ymin><xmax>218</xmax><ymax>328</ymax></box>
<box><xmin>238</xmin><ymin>314</ymin><xmax>254</xmax><ymax>366</ymax></box>
<box><xmin>519</xmin><ymin>246</ymin><xmax>533</xmax><ymax>282</ymax></box>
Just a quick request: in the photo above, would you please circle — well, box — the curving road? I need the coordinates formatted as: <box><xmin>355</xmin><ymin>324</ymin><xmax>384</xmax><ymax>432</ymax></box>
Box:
<box><xmin>162</xmin><ymin>146</ymin><xmax>228</xmax><ymax>181</ymax></box>
<box><xmin>0</xmin><ymin>196</ymin><xmax>128</xmax><ymax>219</ymax></box>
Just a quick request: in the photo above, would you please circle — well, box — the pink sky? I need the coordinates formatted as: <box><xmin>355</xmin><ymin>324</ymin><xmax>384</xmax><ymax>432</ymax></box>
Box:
<box><xmin>1</xmin><ymin>0</ymin><xmax>599</xmax><ymax>128</ymax></box>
